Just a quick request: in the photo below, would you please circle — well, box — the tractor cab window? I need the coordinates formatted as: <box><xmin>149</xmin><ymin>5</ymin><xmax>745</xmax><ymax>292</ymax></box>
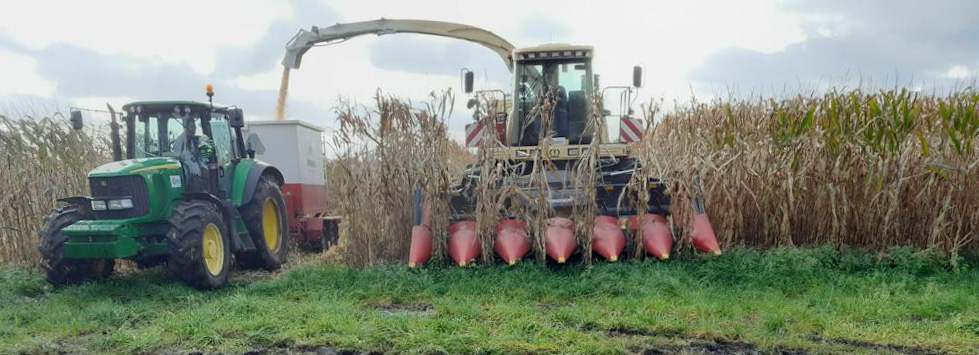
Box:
<box><xmin>133</xmin><ymin>115</ymin><xmax>162</xmax><ymax>158</ymax></box>
<box><xmin>167</xmin><ymin>113</ymin><xmax>207</xmax><ymax>159</ymax></box>
<box><xmin>209</xmin><ymin>113</ymin><xmax>234</xmax><ymax>166</ymax></box>
<box><xmin>515</xmin><ymin>59</ymin><xmax>591</xmax><ymax>145</ymax></box>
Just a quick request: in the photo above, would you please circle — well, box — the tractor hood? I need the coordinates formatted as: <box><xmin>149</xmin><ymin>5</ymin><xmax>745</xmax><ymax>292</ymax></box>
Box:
<box><xmin>88</xmin><ymin>157</ymin><xmax>181</xmax><ymax>177</ymax></box>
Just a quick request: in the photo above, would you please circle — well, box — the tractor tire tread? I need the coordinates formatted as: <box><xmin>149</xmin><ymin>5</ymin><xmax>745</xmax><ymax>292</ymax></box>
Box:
<box><xmin>166</xmin><ymin>200</ymin><xmax>230</xmax><ymax>290</ymax></box>
<box><xmin>236</xmin><ymin>176</ymin><xmax>288</xmax><ymax>270</ymax></box>
<box><xmin>39</xmin><ymin>205</ymin><xmax>114</xmax><ymax>286</ymax></box>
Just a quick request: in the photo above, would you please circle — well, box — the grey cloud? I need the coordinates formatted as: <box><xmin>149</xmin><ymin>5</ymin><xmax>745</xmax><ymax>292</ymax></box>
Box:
<box><xmin>517</xmin><ymin>15</ymin><xmax>572</xmax><ymax>43</ymax></box>
<box><xmin>0</xmin><ymin>0</ymin><xmax>338</xmax><ymax>124</ymax></box>
<box><xmin>368</xmin><ymin>36</ymin><xmax>511</xmax><ymax>86</ymax></box>
<box><xmin>214</xmin><ymin>0</ymin><xmax>338</xmax><ymax>77</ymax></box>
<box><xmin>691</xmin><ymin>0</ymin><xmax>979</xmax><ymax>93</ymax></box>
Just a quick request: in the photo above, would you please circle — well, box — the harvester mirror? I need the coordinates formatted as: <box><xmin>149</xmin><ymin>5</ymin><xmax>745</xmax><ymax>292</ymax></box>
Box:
<box><xmin>463</xmin><ymin>71</ymin><xmax>474</xmax><ymax>93</ymax></box>
<box><xmin>594</xmin><ymin>74</ymin><xmax>601</xmax><ymax>90</ymax></box>
<box><xmin>632</xmin><ymin>66</ymin><xmax>643</xmax><ymax>88</ymax></box>
<box><xmin>245</xmin><ymin>133</ymin><xmax>266</xmax><ymax>156</ymax></box>
<box><xmin>69</xmin><ymin>110</ymin><xmax>84</xmax><ymax>130</ymax></box>
<box><xmin>228</xmin><ymin>108</ymin><xmax>245</xmax><ymax>128</ymax></box>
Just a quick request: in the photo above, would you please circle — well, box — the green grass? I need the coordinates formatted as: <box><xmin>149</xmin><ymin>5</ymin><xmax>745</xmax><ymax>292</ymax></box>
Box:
<box><xmin>1</xmin><ymin>247</ymin><xmax>978</xmax><ymax>354</ymax></box>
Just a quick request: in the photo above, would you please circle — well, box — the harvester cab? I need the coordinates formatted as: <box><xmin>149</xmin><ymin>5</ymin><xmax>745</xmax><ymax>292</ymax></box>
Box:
<box><xmin>43</xmin><ymin>88</ymin><xmax>289</xmax><ymax>289</ymax></box>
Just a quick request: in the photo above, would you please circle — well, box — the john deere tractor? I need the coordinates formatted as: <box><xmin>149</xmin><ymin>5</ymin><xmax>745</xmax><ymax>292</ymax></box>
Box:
<box><xmin>41</xmin><ymin>90</ymin><xmax>288</xmax><ymax>289</ymax></box>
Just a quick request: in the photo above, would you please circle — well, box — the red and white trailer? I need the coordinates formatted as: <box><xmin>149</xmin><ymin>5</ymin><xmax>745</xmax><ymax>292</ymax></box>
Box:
<box><xmin>246</xmin><ymin>120</ymin><xmax>339</xmax><ymax>252</ymax></box>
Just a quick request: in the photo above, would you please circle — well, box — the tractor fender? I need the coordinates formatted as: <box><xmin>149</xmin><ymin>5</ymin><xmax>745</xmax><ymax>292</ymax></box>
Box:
<box><xmin>240</xmin><ymin>163</ymin><xmax>284</xmax><ymax>206</ymax></box>
<box><xmin>231</xmin><ymin>161</ymin><xmax>284</xmax><ymax>206</ymax></box>
<box><xmin>56</xmin><ymin>197</ymin><xmax>93</xmax><ymax>216</ymax></box>
<box><xmin>181</xmin><ymin>192</ymin><xmax>252</xmax><ymax>252</ymax></box>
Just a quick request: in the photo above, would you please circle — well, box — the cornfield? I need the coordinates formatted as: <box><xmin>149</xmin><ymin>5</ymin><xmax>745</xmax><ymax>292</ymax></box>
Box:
<box><xmin>1</xmin><ymin>87</ymin><xmax>977</xmax><ymax>268</ymax></box>
<box><xmin>638</xmin><ymin>88</ymin><xmax>979</xmax><ymax>263</ymax></box>
<box><xmin>0</xmin><ymin>114</ymin><xmax>111</xmax><ymax>266</ymax></box>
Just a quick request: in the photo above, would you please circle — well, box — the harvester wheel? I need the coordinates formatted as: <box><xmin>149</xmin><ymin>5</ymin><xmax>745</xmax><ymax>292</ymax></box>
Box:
<box><xmin>237</xmin><ymin>177</ymin><xmax>288</xmax><ymax>270</ymax></box>
<box><xmin>39</xmin><ymin>205</ymin><xmax>115</xmax><ymax>286</ymax></box>
<box><xmin>166</xmin><ymin>200</ymin><xmax>231</xmax><ymax>289</ymax></box>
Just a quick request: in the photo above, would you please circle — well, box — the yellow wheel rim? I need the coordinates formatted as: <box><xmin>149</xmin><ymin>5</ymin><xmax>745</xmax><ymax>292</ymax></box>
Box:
<box><xmin>262</xmin><ymin>199</ymin><xmax>281</xmax><ymax>253</ymax></box>
<box><xmin>202</xmin><ymin>223</ymin><xmax>224</xmax><ymax>276</ymax></box>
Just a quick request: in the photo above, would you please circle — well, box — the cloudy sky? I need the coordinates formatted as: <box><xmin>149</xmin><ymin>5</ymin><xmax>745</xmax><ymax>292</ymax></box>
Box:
<box><xmin>1</xmin><ymin>0</ymin><xmax>976</xmax><ymax>140</ymax></box>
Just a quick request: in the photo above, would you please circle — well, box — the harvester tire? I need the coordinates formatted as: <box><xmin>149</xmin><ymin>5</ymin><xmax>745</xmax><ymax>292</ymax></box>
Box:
<box><xmin>236</xmin><ymin>176</ymin><xmax>288</xmax><ymax>270</ymax></box>
<box><xmin>166</xmin><ymin>200</ymin><xmax>231</xmax><ymax>290</ymax></box>
<box><xmin>39</xmin><ymin>206</ymin><xmax>115</xmax><ymax>286</ymax></box>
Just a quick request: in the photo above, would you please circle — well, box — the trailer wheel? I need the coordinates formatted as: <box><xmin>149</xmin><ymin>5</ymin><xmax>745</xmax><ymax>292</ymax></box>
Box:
<box><xmin>39</xmin><ymin>205</ymin><xmax>115</xmax><ymax>286</ymax></box>
<box><xmin>166</xmin><ymin>200</ymin><xmax>231</xmax><ymax>289</ymax></box>
<box><xmin>237</xmin><ymin>176</ymin><xmax>289</xmax><ymax>270</ymax></box>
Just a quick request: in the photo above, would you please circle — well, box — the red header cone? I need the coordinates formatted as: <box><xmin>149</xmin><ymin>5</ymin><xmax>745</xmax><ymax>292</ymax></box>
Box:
<box><xmin>593</xmin><ymin>216</ymin><xmax>625</xmax><ymax>261</ymax></box>
<box><xmin>545</xmin><ymin>217</ymin><xmax>576</xmax><ymax>263</ymax></box>
<box><xmin>408</xmin><ymin>225</ymin><xmax>433</xmax><ymax>267</ymax></box>
<box><xmin>449</xmin><ymin>221</ymin><xmax>481</xmax><ymax>266</ymax></box>
<box><xmin>691</xmin><ymin>214</ymin><xmax>721</xmax><ymax>255</ymax></box>
<box><xmin>640</xmin><ymin>214</ymin><xmax>673</xmax><ymax>260</ymax></box>
<box><xmin>495</xmin><ymin>219</ymin><xmax>530</xmax><ymax>265</ymax></box>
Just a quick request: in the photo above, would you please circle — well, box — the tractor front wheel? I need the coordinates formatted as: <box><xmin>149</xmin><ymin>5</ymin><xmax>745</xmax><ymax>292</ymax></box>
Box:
<box><xmin>237</xmin><ymin>176</ymin><xmax>288</xmax><ymax>270</ymax></box>
<box><xmin>39</xmin><ymin>205</ymin><xmax>115</xmax><ymax>286</ymax></box>
<box><xmin>166</xmin><ymin>200</ymin><xmax>231</xmax><ymax>289</ymax></box>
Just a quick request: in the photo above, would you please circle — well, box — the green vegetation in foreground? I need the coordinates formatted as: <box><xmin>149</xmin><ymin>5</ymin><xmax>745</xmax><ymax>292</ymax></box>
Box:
<box><xmin>1</xmin><ymin>247</ymin><xmax>978</xmax><ymax>354</ymax></box>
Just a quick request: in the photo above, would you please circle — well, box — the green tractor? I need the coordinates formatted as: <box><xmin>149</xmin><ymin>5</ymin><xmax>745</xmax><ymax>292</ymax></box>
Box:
<box><xmin>41</xmin><ymin>91</ymin><xmax>288</xmax><ymax>289</ymax></box>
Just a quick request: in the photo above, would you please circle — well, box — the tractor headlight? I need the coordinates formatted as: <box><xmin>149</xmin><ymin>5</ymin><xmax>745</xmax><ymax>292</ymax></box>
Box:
<box><xmin>108</xmin><ymin>199</ymin><xmax>133</xmax><ymax>210</ymax></box>
<box><xmin>91</xmin><ymin>200</ymin><xmax>107</xmax><ymax>211</ymax></box>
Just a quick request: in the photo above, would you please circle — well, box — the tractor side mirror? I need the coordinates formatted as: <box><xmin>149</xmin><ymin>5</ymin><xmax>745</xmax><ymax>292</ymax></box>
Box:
<box><xmin>593</xmin><ymin>74</ymin><xmax>601</xmax><ymax>90</ymax></box>
<box><xmin>463</xmin><ymin>71</ymin><xmax>474</xmax><ymax>93</ymax></box>
<box><xmin>632</xmin><ymin>66</ymin><xmax>643</xmax><ymax>88</ymax></box>
<box><xmin>245</xmin><ymin>133</ymin><xmax>266</xmax><ymax>156</ymax></box>
<box><xmin>228</xmin><ymin>108</ymin><xmax>245</xmax><ymax>128</ymax></box>
<box><xmin>69</xmin><ymin>110</ymin><xmax>84</xmax><ymax>130</ymax></box>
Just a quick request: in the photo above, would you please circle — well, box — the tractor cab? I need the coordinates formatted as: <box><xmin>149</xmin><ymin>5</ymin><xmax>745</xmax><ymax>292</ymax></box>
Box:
<box><xmin>119</xmin><ymin>101</ymin><xmax>248</xmax><ymax>197</ymax></box>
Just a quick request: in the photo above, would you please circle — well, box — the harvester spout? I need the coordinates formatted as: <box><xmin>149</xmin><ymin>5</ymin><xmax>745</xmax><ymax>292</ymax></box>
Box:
<box><xmin>282</xmin><ymin>18</ymin><xmax>515</xmax><ymax>70</ymax></box>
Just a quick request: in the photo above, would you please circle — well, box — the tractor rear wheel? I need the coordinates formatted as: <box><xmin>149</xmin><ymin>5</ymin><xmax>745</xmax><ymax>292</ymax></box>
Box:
<box><xmin>166</xmin><ymin>200</ymin><xmax>231</xmax><ymax>289</ymax></box>
<box><xmin>237</xmin><ymin>177</ymin><xmax>288</xmax><ymax>270</ymax></box>
<box><xmin>39</xmin><ymin>205</ymin><xmax>115</xmax><ymax>286</ymax></box>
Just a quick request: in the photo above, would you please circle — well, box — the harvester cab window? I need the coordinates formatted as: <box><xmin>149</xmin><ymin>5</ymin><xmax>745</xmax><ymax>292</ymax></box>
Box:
<box><xmin>516</xmin><ymin>60</ymin><xmax>591</xmax><ymax>145</ymax></box>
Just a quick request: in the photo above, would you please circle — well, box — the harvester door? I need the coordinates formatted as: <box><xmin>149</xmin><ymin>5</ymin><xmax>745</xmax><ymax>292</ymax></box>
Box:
<box><xmin>208</xmin><ymin>113</ymin><xmax>236</xmax><ymax>199</ymax></box>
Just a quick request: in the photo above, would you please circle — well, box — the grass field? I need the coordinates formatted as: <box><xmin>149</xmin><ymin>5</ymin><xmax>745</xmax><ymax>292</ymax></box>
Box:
<box><xmin>1</xmin><ymin>247</ymin><xmax>977</xmax><ymax>355</ymax></box>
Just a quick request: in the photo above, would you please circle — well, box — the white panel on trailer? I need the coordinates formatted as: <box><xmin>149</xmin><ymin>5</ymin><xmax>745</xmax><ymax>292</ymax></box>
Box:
<box><xmin>244</xmin><ymin>120</ymin><xmax>325</xmax><ymax>186</ymax></box>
